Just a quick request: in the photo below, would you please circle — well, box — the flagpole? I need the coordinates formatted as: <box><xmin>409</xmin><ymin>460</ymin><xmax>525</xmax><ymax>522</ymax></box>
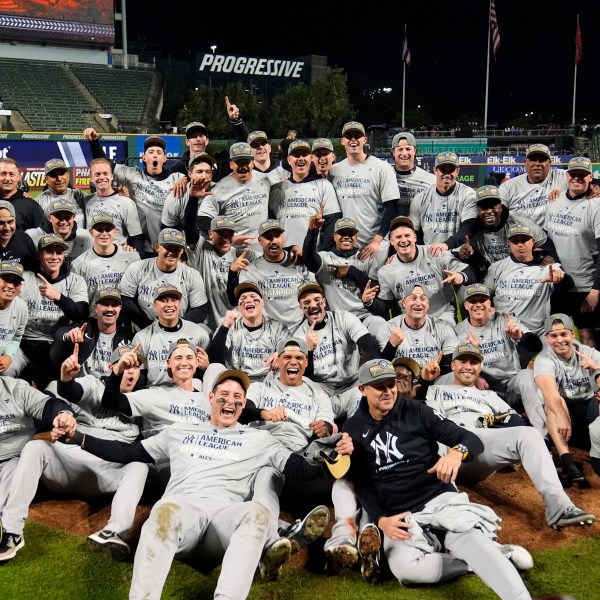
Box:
<box><xmin>572</xmin><ymin>14</ymin><xmax>579</xmax><ymax>126</ymax></box>
<box><xmin>402</xmin><ymin>24</ymin><xmax>407</xmax><ymax>128</ymax></box>
<box><xmin>483</xmin><ymin>0</ymin><xmax>492</xmax><ymax>132</ymax></box>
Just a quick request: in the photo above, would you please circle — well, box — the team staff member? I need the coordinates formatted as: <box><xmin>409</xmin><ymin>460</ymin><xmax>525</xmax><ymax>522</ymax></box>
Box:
<box><xmin>53</xmin><ymin>368</ymin><xmax>352</xmax><ymax>600</ymax></box>
<box><xmin>344</xmin><ymin>359</ymin><xmax>533</xmax><ymax>599</ymax></box>
<box><xmin>119</xmin><ymin>228</ymin><xmax>208</xmax><ymax>329</ymax></box>
<box><xmin>425</xmin><ymin>343</ymin><xmax>596</xmax><ymax>530</ymax></box>
<box><xmin>0</xmin><ymin>200</ymin><xmax>38</xmax><ymax>272</ymax></box>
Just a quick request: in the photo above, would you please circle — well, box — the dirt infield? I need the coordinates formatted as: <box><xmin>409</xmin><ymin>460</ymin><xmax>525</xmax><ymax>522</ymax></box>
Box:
<box><xmin>26</xmin><ymin>448</ymin><xmax>600</xmax><ymax>555</ymax></box>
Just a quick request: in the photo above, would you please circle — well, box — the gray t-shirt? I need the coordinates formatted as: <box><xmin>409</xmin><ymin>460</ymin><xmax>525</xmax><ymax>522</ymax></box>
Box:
<box><xmin>394</xmin><ymin>166</ymin><xmax>436</xmax><ymax>216</ymax></box>
<box><xmin>0</xmin><ymin>296</ymin><xmax>28</xmax><ymax>355</ymax></box>
<box><xmin>37</xmin><ymin>188</ymin><xmax>87</xmax><ymax>228</ymax></box>
<box><xmin>84</xmin><ymin>193</ymin><xmax>144</xmax><ymax>246</ymax></box>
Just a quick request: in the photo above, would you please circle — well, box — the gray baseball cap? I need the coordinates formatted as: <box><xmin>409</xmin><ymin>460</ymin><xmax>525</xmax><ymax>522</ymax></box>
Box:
<box><xmin>247</xmin><ymin>130</ymin><xmax>269</xmax><ymax>145</ymax></box>
<box><xmin>210</xmin><ymin>216</ymin><xmax>236</xmax><ymax>233</ymax></box>
<box><xmin>188</xmin><ymin>151</ymin><xmax>215</xmax><ymax>170</ymax></box>
<box><xmin>544</xmin><ymin>313</ymin><xmax>575</xmax><ymax>334</ymax></box>
<box><xmin>392</xmin><ymin>132</ymin><xmax>417</xmax><ymax>148</ymax></box>
<box><xmin>167</xmin><ymin>338</ymin><xmax>197</xmax><ymax>359</ymax></box>
<box><xmin>567</xmin><ymin>156</ymin><xmax>592</xmax><ymax>174</ymax></box>
<box><xmin>435</xmin><ymin>152</ymin><xmax>459</xmax><ymax>168</ymax></box>
<box><xmin>288</xmin><ymin>140</ymin><xmax>311</xmax><ymax>156</ymax></box>
<box><xmin>358</xmin><ymin>359</ymin><xmax>396</xmax><ymax>386</ymax></box>
<box><xmin>277</xmin><ymin>336</ymin><xmax>308</xmax><ymax>356</ymax></box>
<box><xmin>342</xmin><ymin>121</ymin><xmax>365</xmax><ymax>137</ymax></box>
<box><xmin>44</xmin><ymin>158</ymin><xmax>68</xmax><ymax>176</ymax></box>
<box><xmin>475</xmin><ymin>185</ymin><xmax>501</xmax><ymax>204</ymax></box>
<box><xmin>526</xmin><ymin>143</ymin><xmax>551</xmax><ymax>160</ymax></box>
<box><xmin>48</xmin><ymin>199</ymin><xmax>76</xmax><ymax>216</ymax></box>
<box><xmin>154</xmin><ymin>284</ymin><xmax>183</xmax><ymax>301</ymax></box>
<box><xmin>507</xmin><ymin>224</ymin><xmax>534</xmax><ymax>240</ymax></box>
<box><xmin>258</xmin><ymin>219</ymin><xmax>284</xmax><ymax>237</ymax></box>
<box><xmin>229</xmin><ymin>142</ymin><xmax>253</xmax><ymax>162</ymax></box>
<box><xmin>312</xmin><ymin>138</ymin><xmax>334</xmax><ymax>152</ymax></box>
<box><xmin>37</xmin><ymin>233</ymin><xmax>68</xmax><ymax>252</ymax></box>
<box><xmin>402</xmin><ymin>284</ymin><xmax>428</xmax><ymax>300</ymax></box>
<box><xmin>94</xmin><ymin>286</ymin><xmax>122</xmax><ymax>305</ymax></box>
<box><xmin>334</xmin><ymin>217</ymin><xmax>358</xmax><ymax>234</ymax></box>
<box><xmin>90</xmin><ymin>213</ymin><xmax>116</xmax><ymax>229</ymax></box>
<box><xmin>157</xmin><ymin>228</ymin><xmax>186</xmax><ymax>248</ymax></box>
<box><xmin>0</xmin><ymin>261</ymin><xmax>24</xmax><ymax>281</ymax></box>
<box><xmin>464</xmin><ymin>283</ymin><xmax>491</xmax><ymax>301</ymax></box>
<box><xmin>185</xmin><ymin>122</ymin><xmax>208</xmax><ymax>137</ymax></box>
<box><xmin>452</xmin><ymin>343</ymin><xmax>484</xmax><ymax>362</ymax></box>
<box><xmin>0</xmin><ymin>200</ymin><xmax>15</xmax><ymax>217</ymax></box>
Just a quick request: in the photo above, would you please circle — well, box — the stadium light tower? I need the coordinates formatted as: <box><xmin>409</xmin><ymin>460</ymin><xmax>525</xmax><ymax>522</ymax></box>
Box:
<box><xmin>209</xmin><ymin>45</ymin><xmax>217</xmax><ymax>88</ymax></box>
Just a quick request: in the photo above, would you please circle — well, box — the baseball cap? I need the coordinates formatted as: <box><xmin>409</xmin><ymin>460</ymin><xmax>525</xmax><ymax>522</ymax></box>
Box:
<box><xmin>288</xmin><ymin>140</ymin><xmax>311</xmax><ymax>156</ymax></box>
<box><xmin>258</xmin><ymin>219</ymin><xmax>284</xmax><ymax>237</ymax></box>
<box><xmin>154</xmin><ymin>284</ymin><xmax>183</xmax><ymax>301</ymax></box>
<box><xmin>358</xmin><ymin>359</ymin><xmax>396</xmax><ymax>386</ymax></box>
<box><xmin>213</xmin><ymin>368</ymin><xmax>251</xmax><ymax>393</ymax></box>
<box><xmin>392</xmin><ymin>132</ymin><xmax>417</xmax><ymax>148</ymax></box>
<box><xmin>435</xmin><ymin>152</ymin><xmax>459</xmax><ymax>168</ymax></box>
<box><xmin>109</xmin><ymin>344</ymin><xmax>146</xmax><ymax>366</ymax></box>
<box><xmin>210</xmin><ymin>216</ymin><xmax>236</xmax><ymax>233</ymax></box>
<box><xmin>229</xmin><ymin>142</ymin><xmax>253</xmax><ymax>162</ymax></box>
<box><xmin>402</xmin><ymin>284</ymin><xmax>428</xmax><ymax>300</ymax></box>
<box><xmin>507</xmin><ymin>224</ymin><xmax>534</xmax><ymax>240</ymax></box>
<box><xmin>544</xmin><ymin>313</ymin><xmax>575</xmax><ymax>334</ymax></box>
<box><xmin>342</xmin><ymin>121</ymin><xmax>365</xmax><ymax>137</ymax></box>
<box><xmin>452</xmin><ymin>343</ymin><xmax>484</xmax><ymax>362</ymax></box>
<box><xmin>389</xmin><ymin>216</ymin><xmax>415</xmax><ymax>233</ymax></box>
<box><xmin>234</xmin><ymin>281</ymin><xmax>263</xmax><ymax>300</ymax></box>
<box><xmin>475</xmin><ymin>185</ymin><xmax>501</xmax><ymax>204</ymax></box>
<box><xmin>247</xmin><ymin>130</ymin><xmax>269</xmax><ymax>145</ymax></box>
<box><xmin>48</xmin><ymin>199</ymin><xmax>76</xmax><ymax>216</ymax></box>
<box><xmin>90</xmin><ymin>213</ymin><xmax>116</xmax><ymax>229</ymax></box>
<box><xmin>392</xmin><ymin>356</ymin><xmax>421</xmax><ymax>379</ymax></box>
<box><xmin>44</xmin><ymin>158</ymin><xmax>67</xmax><ymax>176</ymax></box>
<box><xmin>297</xmin><ymin>281</ymin><xmax>324</xmax><ymax>300</ymax></box>
<box><xmin>277</xmin><ymin>336</ymin><xmax>308</xmax><ymax>356</ymax></box>
<box><xmin>167</xmin><ymin>338</ymin><xmax>197</xmax><ymax>359</ymax></box>
<box><xmin>94</xmin><ymin>286</ymin><xmax>122</xmax><ymax>305</ymax></box>
<box><xmin>526</xmin><ymin>143</ymin><xmax>551</xmax><ymax>160</ymax></box>
<box><xmin>464</xmin><ymin>283</ymin><xmax>491</xmax><ymax>301</ymax></box>
<box><xmin>38</xmin><ymin>233</ymin><xmax>68</xmax><ymax>251</ymax></box>
<box><xmin>567</xmin><ymin>156</ymin><xmax>592</xmax><ymax>174</ymax></box>
<box><xmin>188</xmin><ymin>151</ymin><xmax>216</xmax><ymax>170</ymax></box>
<box><xmin>0</xmin><ymin>261</ymin><xmax>24</xmax><ymax>281</ymax></box>
<box><xmin>0</xmin><ymin>200</ymin><xmax>16</xmax><ymax>217</ymax></box>
<box><xmin>312</xmin><ymin>138</ymin><xmax>334</xmax><ymax>152</ymax></box>
<box><xmin>157</xmin><ymin>228</ymin><xmax>186</xmax><ymax>248</ymax></box>
<box><xmin>334</xmin><ymin>217</ymin><xmax>358</xmax><ymax>234</ymax></box>
<box><xmin>143</xmin><ymin>136</ymin><xmax>166</xmax><ymax>151</ymax></box>
<box><xmin>185</xmin><ymin>121</ymin><xmax>208</xmax><ymax>138</ymax></box>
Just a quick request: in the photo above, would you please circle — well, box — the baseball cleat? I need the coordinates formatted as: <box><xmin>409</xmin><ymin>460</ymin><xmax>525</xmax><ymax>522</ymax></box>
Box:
<box><xmin>259</xmin><ymin>537</ymin><xmax>292</xmax><ymax>581</ymax></box>
<box><xmin>0</xmin><ymin>519</ymin><xmax>3</xmax><ymax>541</ymax></box>
<box><xmin>357</xmin><ymin>523</ymin><xmax>381</xmax><ymax>583</ymax></box>
<box><xmin>551</xmin><ymin>506</ymin><xmax>596</xmax><ymax>530</ymax></box>
<box><xmin>560</xmin><ymin>463</ymin><xmax>585</xmax><ymax>487</ymax></box>
<box><xmin>284</xmin><ymin>504</ymin><xmax>330</xmax><ymax>554</ymax></box>
<box><xmin>0</xmin><ymin>532</ymin><xmax>24</xmax><ymax>562</ymax></box>
<box><xmin>325</xmin><ymin>540</ymin><xmax>359</xmax><ymax>570</ymax></box>
<box><xmin>498</xmin><ymin>543</ymin><xmax>534</xmax><ymax>571</ymax></box>
<box><xmin>87</xmin><ymin>529</ymin><xmax>130</xmax><ymax>562</ymax></box>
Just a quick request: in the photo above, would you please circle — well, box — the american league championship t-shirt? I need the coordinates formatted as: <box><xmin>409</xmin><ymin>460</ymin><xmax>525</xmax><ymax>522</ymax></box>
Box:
<box><xmin>85</xmin><ymin>193</ymin><xmax>144</xmax><ymax>246</ymax></box>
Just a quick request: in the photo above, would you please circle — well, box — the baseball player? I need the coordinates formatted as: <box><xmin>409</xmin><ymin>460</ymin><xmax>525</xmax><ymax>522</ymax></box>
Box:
<box><xmin>534</xmin><ymin>313</ymin><xmax>600</xmax><ymax>485</ymax></box>
<box><xmin>269</xmin><ymin>139</ymin><xmax>341</xmax><ymax>249</ymax></box>
<box><xmin>0</xmin><ymin>261</ymin><xmax>28</xmax><ymax>378</ymax></box>
<box><xmin>84</xmin><ymin>129</ymin><xmax>185</xmax><ymax>253</ymax></box>
<box><xmin>228</xmin><ymin>219</ymin><xmax>315</xmax><ymax>330</ymax></box>
<box><xmin>83</xmin><ymin>158</ymin><xmax>146</xmax><ymax>256</ymax></box>
<box><xmin>70</xmin><ymin>213</ymin><xmax>141</xmax><ymax>311</ymax></box>
<box><xmin>0</xmin><ymin>378</ymin><xmax>77</xmax><ymax>561</ymax></box>
<box><xmin>499</xmin><ymin>143</ymin><xmax>567</xmax><ymax>227</ymax></box>
<box><xmin>545</xmin><ymin>156</ymin><xmax>600</xmax><ymax>348</ymax></box>
<box><xmin>390</xmin><ymin>132</ymin><xmax>436</xmax><ymax>216</ymax></box>
<box><xmin>207</xmin><ymin>281</ymin><xmax>289</xmax><ymax>382</ymax></box>
<box><xmin>247</xmin><ymin>130</ymin><xmax>282</xmax><ymax>174</ymax></box>
<box><xmin>25</xmin><ymin>199</ymin><xmax>93</xmax><ymax>269</ymax></box>
<box><xmin>302</xmin><ymin>213</ymin><xmax>385</xmax><ymax>336</ymax></box>
<box><xmin>311</xmin><ymin>138</ymin><xmax>336</xmax><ymax>178</ymax></box>
<box><xmin>52</xmin><ymin>368</ymin><xmax>352</xmax><ymax>599</ymax></box>
<box><xmin>0</xmin><ymin>344</ymin><xmax>148</xmax><ymax>563</ymax></box>
<box><xmin>425</xmin><ymin>343</ymin><xmax>596</xmax><ymax>530</ymax></box>
<box><xmin>118</xmin><ymin>228</ymin><xmax>208</xmax><ymax>329</ymax></box>
<box><xmin>37</xmin><ymin>158</ymin><xmax>87</xmax><ymax>228</ymax></box>
<box><xmin>131</xmin><ymin>284</ymin><xmax>210</xmax><ymax>386</ymax></box>
<box><xmin>329</xmin><ymin>121</ymin><xmax>399</xmax><ymax>263</ymax></box>
<box><xmin>373</xmin><ymin>216</ymin><xmax>474</xmax><ymax>325</ymax></box>
<box><xmin>483</xmin><ymin>224</ymin><xmax>573</xmax><ymax>337</ymax></box>
<box><xmin>409</xmin><ymin>151</ymin><xmax>478</xmax><ymax>253</ymax></box>
<box><xmin>343</xmin><ymin>358</ymin><xmax>534</xmax><ymax>599</ymax></box>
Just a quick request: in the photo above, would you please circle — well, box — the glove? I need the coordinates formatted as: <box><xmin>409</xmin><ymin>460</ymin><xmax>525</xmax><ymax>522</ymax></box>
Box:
<box><xmin>303</xmin><ymin>433</ymin><xmax>350</xmax><ymax>479</ymax></box>
<box><xmin>476</xmin><ymin>411</ymin><xmax>515</xmax><ymax>428</ymax></box>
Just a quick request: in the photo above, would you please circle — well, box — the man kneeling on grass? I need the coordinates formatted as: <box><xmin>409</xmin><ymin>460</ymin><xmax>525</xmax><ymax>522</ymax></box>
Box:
<box><xmin>52</xmin><ymin>365</ymin><xmax>352</xmax><ymax>599</ymax></box>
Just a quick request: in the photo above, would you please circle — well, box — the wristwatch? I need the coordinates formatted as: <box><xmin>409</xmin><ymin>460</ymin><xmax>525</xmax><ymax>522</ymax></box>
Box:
<box><xmin>451</xmin><ymin>443</ymin><xmax>469</xmax><ymax>461</ymax></box>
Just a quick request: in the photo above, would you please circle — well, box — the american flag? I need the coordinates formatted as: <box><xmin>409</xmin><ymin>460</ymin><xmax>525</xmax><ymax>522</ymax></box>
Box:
<box><xmin>490</xmin><ymin>1</ymin><xmax>500</xmax><ymax>58</ymax></box>
<box><xmin>575</xmin><ymin>16</ymin><xmax>582</xmax><ymax>65</ymax></box>
<box><xmin>402</xmin><ymin>35</ymin><xmax>412</xmax><ymax>68</ymax></box>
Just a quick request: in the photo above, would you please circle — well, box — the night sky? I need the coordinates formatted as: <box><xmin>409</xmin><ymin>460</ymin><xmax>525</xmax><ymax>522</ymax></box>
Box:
<box><xmin>124</xmin><ymin>2</ymin><xmax>600</xmax><ymax>127</ymax></box>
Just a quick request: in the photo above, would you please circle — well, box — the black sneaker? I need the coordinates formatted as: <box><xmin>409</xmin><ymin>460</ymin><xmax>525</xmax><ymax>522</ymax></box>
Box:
<box><xmin>0</xmin><ymin>532</ymin><xmax>24</xmax><ymax>561</ymax></box>
<box><xmin>357</xmin><ymin>523</ymin><xmax>381</xmax><ymax>584</ymax></box>
<box><xmin>560</xmin><ymin>463</ymin><xmax>585</xmax><ymax>487</ymax></box>
<box><xmin>552</xmin><ymin>506</ymin><xmax>596</xmax><ymax>530</ymax></box>
<box><xmin>87</xmin><ymin>529</ymin><xmax>130</xmax><ymax>562</ymax></box>
<box><xmin>283</xmin><ymin>505</ymin><xmax>330</xmax><ymax>554</ymax></box>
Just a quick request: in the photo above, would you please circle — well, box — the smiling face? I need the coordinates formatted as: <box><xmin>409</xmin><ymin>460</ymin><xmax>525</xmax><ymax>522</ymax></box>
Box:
<box><xmin>341</xmin><ymin>131</ymin><xmax>367</xmax><ymax>160</ymax></box>
<box><xmin>230</xmin><ymin>159</ymin><xmax>253</xmax><ymax>183</ymax></box>
<box><xmin>259</xmin><ymin>229</ymin><xmax>285</xmax><ymax>261</ymax></box>
<box><xmin>0</xmin><ymin>274</ymin><xmax>22</xmax><ymax>305</ymax></box>
<box><xmin>299</xmin><ymin>291</ymin><xmax>326</xmax><ymax>325</ymax></box>
<box><xmin>278</xmin><ymin>347</ymin><xmax>308</xmax><ymax>386</ymax></box>
<box><xmin>142</xmin><ymin>146</ymin><xmax>167</xmax><ymax>175</ymax></box>
<box><xmin>476</xmin><ymin>199</ymin><xmax>503</xmax><ymax>228</ymax></box>
<box><xmin>250</xmin><ymin>138</ymin><xmax>272</xmax><ymax>168</ymax></box>
<box><xmin>95</xmin><ymin>299</ymin><xmax>122</xmax><ymax>328</ymax></box>
<box><xmin>153</xmin><ymin>294</ymin><xmax>181</xmax><ymax>325</ymax></box>
<box><xmin>333</xmin><ymin>228</ymin><xmax>358</xmax><ymax>251</ymax></box>
<box><xmin>45</xmin><ymin>169</ymin><xmax>69</xmax><ymax>194</ymax></box>
<box><xmin>208</xmin><ymin>228</ymin><xmax>234</xmax><ymax>255</ymax></box>
<box><xmin>49</xmin><ymin>211</ymin><xmax>75</xmax><ymax>236</ymax></box>
<box><xmin>464</xmin><ymin>294</ymin><xmax>492</xmax><ymax>325</ymax></box>
<box><xmin>0</xmin><ymin>209</ymin><xmax>16</xmax><ymax>243</ymax></box>
<box><xmin>237</xmin><ymin>290</ymin><xmax>264</xmax><ymax>321</ymax></box>
<box><xmin>39</xmin><ymin>246</ymin><xmax>65</xmax><ymax>274</ymax></box>
<box><xmin>209</xmin><ymin>378</ymin><xmax>246</xmax><ymax>428</ymax></box>
<box><xmin>525</xmin><ymin>154</ymin><xmax>551</xmax><ymax>184</ymax></box>
<box><xmin>90</xmin><ymin>223</ymin><xmax>116</xmax><ymax>249</ymax></box>
<box><xmin>567</xmin><ymin>170</ymin><xmax>592</xmax><ymax>196</ymax></box>
<box><xmin>186</xmin><ymin>130</ymin><xmax>209</xmax><ymax>154</ymax></box>
<box><xmin>391</xmin><ymin>141</ymin><xmax>416</xmax><ymax>171</ymax></box>
<box><xmin>312</xmin><ymin>149</ymin><xmax>335</xmax><ymax>176</ymax></box>
<box><xmin>90</xmin><ymin>160</ymin><xmax>114</xmax><ymax>195</ymax></box>
<box><xmin>390</xmin><ymin>225</ymin><xmax>417</xmax><ymax>261</ymax></box>
<box><xmin>434</xmin><ymin>163</ymin><xmax>459</xmax><ymax>192</ymax></box>
<box><xmin>155</xmin><ymin>243</ymin><xmax>184</xmax><ymax>270</ymax></box>
<box><xmin>166</xmin><ymin>346</ymin><xmax>197</xmax><ymax>384</ymax></box>
<box><xmin>401</xmin><ymin>288</ymin><xmax>429</xmax><ymax>321</ymax></box>
<box><xmin>451</xmin><ymin>355</ymin><xmax>483</xmax><ymax>386</ymax></box>
<box><xmin>544</xmin><ymin>327</ymin><xmax>576</xmax><ymax>360</ymax></box>
<box><xmin>288</xmin><ymin>150</ymin><xmax>312</xmax><ymax>178</ymax></box>
<box><xmin>0</xmin><ymin>161</ymin><xmax>21</xmax><ymax>198</ymax></box>
<box><xmin>360</xmin><ymin>379</ymin><xmax>398</xmax><ymax>421</ymax></box>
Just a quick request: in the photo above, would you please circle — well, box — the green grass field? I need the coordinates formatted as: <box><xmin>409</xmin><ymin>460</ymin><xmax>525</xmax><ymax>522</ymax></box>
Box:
<box><xmin>0</xmin><ymin>521</ymin><xmax>597</xmax><ymax>599</ymax></box>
